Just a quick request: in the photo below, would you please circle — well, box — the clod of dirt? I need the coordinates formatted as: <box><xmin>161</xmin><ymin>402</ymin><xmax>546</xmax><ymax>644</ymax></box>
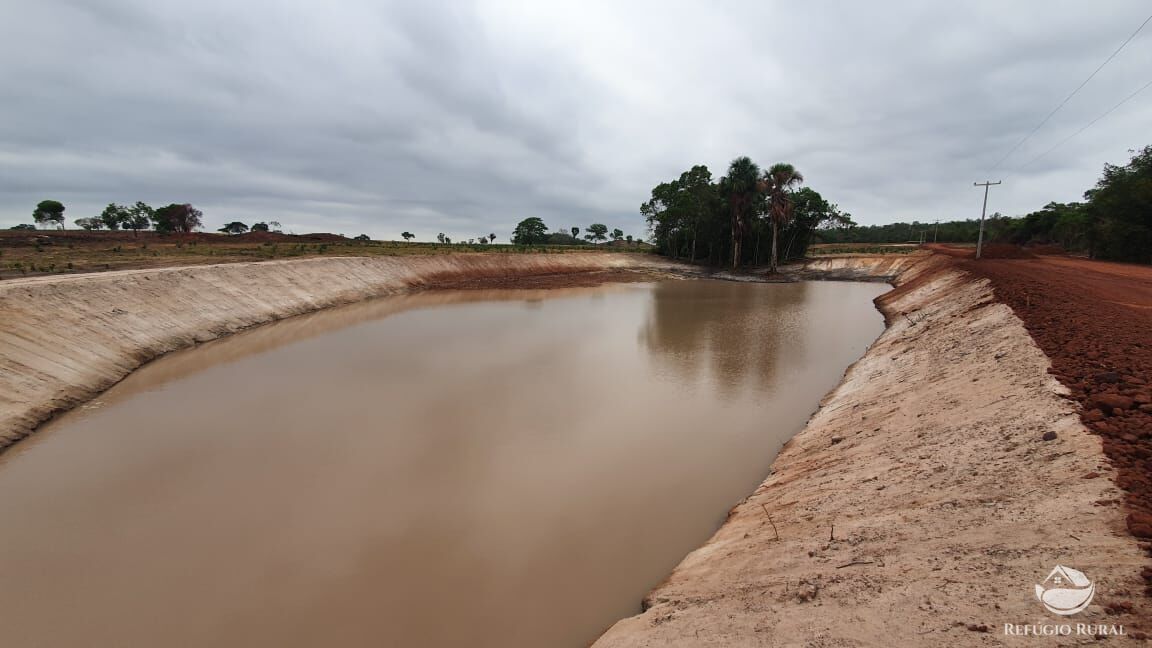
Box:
<box><xmin>791</xmin><ymin>581</ymin><xmax>820</xmax><ymax>603</ymax></box>
<box><xmin>1084</xmin><ymin>409</ymin><xmax>1106</xmax><ymax>422</ymax></box>
<box><xmin>1129</xmin><ymin>512</ymin><xmax>1152</xmax><ymax>539</ymax></box>
<box><xmin>1092</xmin><ymin>393</ymin><xmax>1135</xmax><ymax>414</ymax></box>
<box><xmin>1042</xmin><ymin>431</ymin><xmax>1058</xmax><ymax>441</ymax></box>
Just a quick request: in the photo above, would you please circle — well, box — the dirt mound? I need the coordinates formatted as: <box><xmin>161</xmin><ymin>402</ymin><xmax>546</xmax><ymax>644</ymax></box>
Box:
<box><xmin>963</xmin><ymin>256</ymin><xmax>1152</xmax><ymax>597</ymax></box>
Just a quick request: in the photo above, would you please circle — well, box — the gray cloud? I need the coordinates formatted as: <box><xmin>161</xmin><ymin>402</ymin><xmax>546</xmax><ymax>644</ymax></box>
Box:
<box><xmin>2</xmin><ymin>0</ymin><xmax>1151</xmax><ymax>239</ymax></box>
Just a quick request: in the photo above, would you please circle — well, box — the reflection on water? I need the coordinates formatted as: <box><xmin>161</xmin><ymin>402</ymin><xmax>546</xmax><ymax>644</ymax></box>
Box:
<box><xmin>642</xmin><ymin>280</ymin><xmax>809</xmax><ymax>395</ymax></box>
<box><xmin>0</xmin><ymin>279</ymin><xmax>886</xmax><ymax>648</ymax></box>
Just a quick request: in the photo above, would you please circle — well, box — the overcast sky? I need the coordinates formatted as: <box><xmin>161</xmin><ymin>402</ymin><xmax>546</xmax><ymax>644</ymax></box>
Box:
<box><xmin>2</xmin><ymin>1</ymin><xmax>1150</xmax><ymax>240</ymax></box>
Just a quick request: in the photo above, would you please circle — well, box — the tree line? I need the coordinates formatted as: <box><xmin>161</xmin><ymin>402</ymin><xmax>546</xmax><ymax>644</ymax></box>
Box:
<box><xmin>508</xmin><ymin>217</ymin><xmax>638</xmax><ymax>246</ymax></box>
<box><xmin>19</xmin><ymin>200</ymin><xmax>211</xmax><ymax>236</ymax></box>
<box><xmin>14</xmin><ymin>199</ymin><xmax>644</xmax><ymax>248</ymax></box>
<box><xmin>823</xmin><ymin>145</ymin><xmax>1152</xmax><ymax>264</ymax></box>
<box><xmin>640</xmin><ymin>157</ymin><xmax>854</xmax><ymax>270</ymax></box>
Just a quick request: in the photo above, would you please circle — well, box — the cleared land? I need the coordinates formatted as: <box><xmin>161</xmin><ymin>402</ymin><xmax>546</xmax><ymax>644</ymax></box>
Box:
<box><xmin>957</xmin><ymin>253</ymin><xmax>1152</xmax><ymax>599</ymax></box>
<box><xmin>0</xmin><ymin>230</ymin><xmax>650</xmax><ymax>279</ymax></box>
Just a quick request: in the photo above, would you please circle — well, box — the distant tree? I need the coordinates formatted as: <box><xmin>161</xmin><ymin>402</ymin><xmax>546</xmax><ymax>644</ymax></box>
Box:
<box><xmin>1086</xmin><ymin>145</ymin><xmax>1152</xmax><ymax>263</ymax></box>
<box><xmin>153</xmin><ymin>203</ymin><xmax>203</xmax><ymax>233</ymax></box>
<box><xmin>512</xmin><ymin>217</ymin><xmax>549</xmax><ymax>245</ymax></box>
<box><xmin>250</xmin><ymin>222</ymin><xmax>270</xmax><ymax>232</ymax></box>
<box><xmin>571</xmin><ymin>226</ymin><xmax>580</xmax><ymax>240</ymax></box>
<box><xmin>437</xmin><ymin>232</ymin><xmax>446</xmax><ymax>243</ymax></box>
<box><xmin>626</xmin><ymin>234</ymin><xmax>634</xmax><ymax>244</ymax></box>
<box><xmin>354</xmin><ymin>233</ymin><xmax>370</xmax><ymax>241</ymax></box>
<box><xmin>74</xmin><ymin>217</ymin><xmax>105</xmax><ymax>230</ymax></box>
<box><xmin>99</xmin><ymin>203</ymin><xmax>131</xmax><ymax>230</ymax></box>
<box><xmin>401</xmin><ymin>231</ymin><xmax>415</xmax><ymax>241</ymax></box>
<box><xmin>724</xmin><ymin>157</ymin><xmax>761</xmax><ymax>268</ymax></box>
<box><xmin>547</xmin><ymin>230</ymin><xmax>581</xmax><ymax>245</ymax></box>
<box><xmin>10</xmin><ymin>223</ymin><xmax>37</xmax><ymax>231</ymax></box>
<box><xmin>125</xmin><ymin>202</ymin><xmax>153</xmax><ymax>237</ymax></box>
<box><xmin>611</xmin><ymin>228</ymin><xmax>624</xmax><ymax>241</ymax></box>
<box><xmin>585</xmin><ymin>223</ymin><xmax>608</xmax><ymax>243</ymax></box>
<box><xmin>762</xmin><ymin>163</ymin><xmax>805</xmax><ymax>273</ymax></box>
<box><xmin>218</xmin><ymin>221</ymin><xmax>249</xmax><ymax>234</ymax></box>
<box><xmin>443</xmin><ymin>235</ymin><xmax>452</xmax><ymax>244</ymax></box>
<box><xmin>476</xmin><ymin>236</ymin><xmax>487</xmax><ymax>244</ymax></box>
<box><xmin>488</xmin><ymin>233</ymin><xmax>496</xmax><ymax>243</ymax></box>
<box><xmin>773</xmin><ymin>187</ymin><xmax>851</xmax><ymax>260</ymax></box>
<box><xmin>33</xmin><ymin>200</ymin><xmax>66</xmax><ymax>230</ymax></box>
<box><xmin>268</xmin><ymin>221</ymin><xmax>283</xmax><ymax>233</ymax></box>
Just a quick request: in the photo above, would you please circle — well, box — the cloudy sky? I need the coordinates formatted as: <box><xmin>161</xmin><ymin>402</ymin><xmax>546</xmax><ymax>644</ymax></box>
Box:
<box><xmin>2</xmin><ymin>0</ymin><xmax>1150</xmax><ymax>240</ymax></box>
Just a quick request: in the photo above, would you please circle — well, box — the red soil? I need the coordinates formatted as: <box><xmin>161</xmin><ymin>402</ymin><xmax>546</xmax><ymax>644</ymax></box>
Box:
<box><xmin>961</xmin><ymin>255</ymin><xmax>1152</xmax><ymax>596</ymax></box>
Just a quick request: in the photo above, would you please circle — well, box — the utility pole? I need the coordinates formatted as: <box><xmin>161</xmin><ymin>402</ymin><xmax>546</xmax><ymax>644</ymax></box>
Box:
<box><xmin>973</xmin><ymin>181</ymin><xmax>1001</xmax><ymax>259</ymax></box>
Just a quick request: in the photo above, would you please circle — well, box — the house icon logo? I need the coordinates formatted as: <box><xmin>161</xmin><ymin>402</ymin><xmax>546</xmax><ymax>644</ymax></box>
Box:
<box><xmin>1035</xmin><ymin>565</ymin><xmax>1095</xmax><ymax>615</ymax></box>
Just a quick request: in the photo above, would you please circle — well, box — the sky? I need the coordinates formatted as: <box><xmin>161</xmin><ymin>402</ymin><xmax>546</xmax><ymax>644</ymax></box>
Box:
<box><xmin>2</xmin><ymin>0</ymin><xmax>1151</xmax><ymax>241</ymax></box>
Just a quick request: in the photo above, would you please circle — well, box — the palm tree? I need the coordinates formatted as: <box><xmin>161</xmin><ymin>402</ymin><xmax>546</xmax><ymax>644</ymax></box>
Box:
<box><xmin>724</xmin><ymin>157</ymin><xmax>761</xmax><ymax>269</ymax></box>
<box><xmin>761</xmin><ymin>163</ymin><xmax>804</xmax><ymax>273</ymax></box>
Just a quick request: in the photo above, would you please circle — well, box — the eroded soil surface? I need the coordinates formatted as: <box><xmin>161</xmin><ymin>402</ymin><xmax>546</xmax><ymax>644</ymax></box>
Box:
<box><xmin>962</xmin><ymin>255</ymin><xmax>1152</xmax><ymax>597</ymax></box>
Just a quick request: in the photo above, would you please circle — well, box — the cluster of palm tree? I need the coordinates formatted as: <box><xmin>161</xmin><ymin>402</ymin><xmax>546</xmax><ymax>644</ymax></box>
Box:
<box><xmin>642</xmin><ymin>157</ymin><xmax>852</xmax><ymax>271</ymax></box>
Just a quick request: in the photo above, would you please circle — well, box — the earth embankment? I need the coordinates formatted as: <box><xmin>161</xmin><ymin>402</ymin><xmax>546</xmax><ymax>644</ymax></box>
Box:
<box><xmin>0</xmin><ymin>253</ymin><xmax>674</xmax><ymax>450</ymax></box>
<box><xmin>595</xmin><ymin>254</ymin><xmax>1150</xmax><ymax>645</ymax></box>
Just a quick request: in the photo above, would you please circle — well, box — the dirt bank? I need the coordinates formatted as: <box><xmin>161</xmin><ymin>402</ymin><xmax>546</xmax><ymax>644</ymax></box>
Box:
<box><xmin>595</xmin><ymin>255</ymin><xmax>1150</xmax><ymax>645</ymax></box>
<box><xmin>961</xmin><ymin>255</ymin><xmax>1152</xmax><ymax>599</ymax></box>
<box><xmin>0</xmin><ymin>253</ymin><xmax>675</xmax><ymax>451</ymax></box>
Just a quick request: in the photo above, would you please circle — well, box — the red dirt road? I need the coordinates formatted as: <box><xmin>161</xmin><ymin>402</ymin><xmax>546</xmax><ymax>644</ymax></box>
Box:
<box><xmin>960</xmin><ymin>254</ymin><xmax>1152</xmax><ymax>596</ymax></box>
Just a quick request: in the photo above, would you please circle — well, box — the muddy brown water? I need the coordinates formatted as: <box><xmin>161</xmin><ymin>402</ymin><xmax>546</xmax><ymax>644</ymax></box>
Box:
<box><xmin>0</xmin><ymin>279</ymin><xmax>887</xmax><ymax>647</ymax></box>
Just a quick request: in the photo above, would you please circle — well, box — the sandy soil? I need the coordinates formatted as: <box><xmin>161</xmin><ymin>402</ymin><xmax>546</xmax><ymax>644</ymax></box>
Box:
<box><xmin>961</xmin><ymin>255</ymin><xmax>1152</xmax><ymax>600</ymax></box>
<box><xmin>595</xmin><ymin>256</ymin><xmax>1150</xmax><ymax>646</ymax></box>
<box><xmin>0</xmin><ymin>253</ymin><xmax>677</xmax><ymax>451</ymax></box>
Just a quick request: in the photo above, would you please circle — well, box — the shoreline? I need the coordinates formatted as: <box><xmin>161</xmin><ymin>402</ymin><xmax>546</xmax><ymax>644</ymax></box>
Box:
<box><xmin>0</xmin><ymin>252</ymin><xmax>679</xmax><ymax>451</ymax></box>
<box><xmin>1</xmin><ymin>251</ymin><xmax>1148</xmax><ymax>644</ymax></box>
<box><xmin>595</xmin><ymin>254</ymin><xmax>1150</xmax><ymax>645</ymax></box>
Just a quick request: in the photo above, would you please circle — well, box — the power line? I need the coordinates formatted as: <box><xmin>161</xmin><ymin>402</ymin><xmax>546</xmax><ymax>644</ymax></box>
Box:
<box><xmin>1005</xmin><ymin>76</ymin><xmax>1152</xmax><ymax>179</ymax></box>
<box><xmin>988</xmin><ymin>10</ymin><xmax>1152</xmax><ymax>172</ymax></box>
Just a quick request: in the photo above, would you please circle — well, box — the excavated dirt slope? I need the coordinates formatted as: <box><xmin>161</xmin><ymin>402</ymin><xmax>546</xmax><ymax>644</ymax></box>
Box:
<box><xmin>0</xmin><ymin>252</ymin><xmax>673</xmax><ymax>451</ymax></box>
<box><xmin>961</xmin><ymin>256</ymin><xmax>1152</xmax><ymax>601</ymax></box>
<box><xmin>595</xmin><ymin>256</ymin><xmax>1150</xmax><ymax>646</ymax></box>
